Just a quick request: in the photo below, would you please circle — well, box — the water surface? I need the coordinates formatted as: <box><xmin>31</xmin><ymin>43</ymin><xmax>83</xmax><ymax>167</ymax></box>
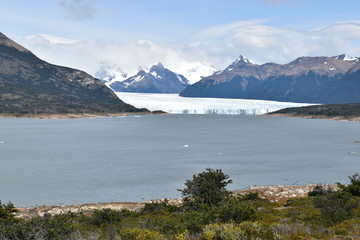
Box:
<box><xmin>1</xmin><ymin>115</ymin><xmax>359</xmax><ymax>207</ymax></box>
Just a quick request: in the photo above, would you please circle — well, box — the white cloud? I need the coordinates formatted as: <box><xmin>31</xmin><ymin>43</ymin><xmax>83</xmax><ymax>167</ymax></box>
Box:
<box><xmin>189</xmin><ymin>20</ymin><xmax>360</xmax><ymax>66</ymax></box>
<box><xmin>58</xmin><ymin>0</ymin><xmax>99</xmax><ymax>20</ymax></box>
<box><xmin>18</xmin><ymin>20</ymin><xmax>360</xmax><ymax>81</ymax></box>
<box><xmin>19</xmin><ymin>35</ymin><xmax>215</xmax><ymax>83</ymax></box>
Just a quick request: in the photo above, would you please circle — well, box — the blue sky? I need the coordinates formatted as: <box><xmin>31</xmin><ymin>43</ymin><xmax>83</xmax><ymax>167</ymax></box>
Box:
<box><xmin>1</xmin><ymin>0</ymin><xmax>360</xmax><ymax>79</ymax></box>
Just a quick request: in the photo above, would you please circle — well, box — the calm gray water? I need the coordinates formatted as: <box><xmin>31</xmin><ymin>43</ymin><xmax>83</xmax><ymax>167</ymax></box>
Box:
<box><xmin>1</xmin><ymin>115</ymin><xmax>360</xmax><ymax>207</ymax></box>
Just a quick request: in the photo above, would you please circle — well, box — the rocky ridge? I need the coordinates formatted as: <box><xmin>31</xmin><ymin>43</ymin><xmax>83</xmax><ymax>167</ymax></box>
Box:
<box><xmin>180</xmin><ymin>54</ymin><xmax>360</xmax><ymax>104</ymax></box>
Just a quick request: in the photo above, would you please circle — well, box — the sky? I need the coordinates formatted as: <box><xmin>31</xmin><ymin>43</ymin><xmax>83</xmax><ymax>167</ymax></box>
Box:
<box><xmin>1</xmin><ymin>0</ymin><xmax>360</xmax><ymax>79</ymax></box>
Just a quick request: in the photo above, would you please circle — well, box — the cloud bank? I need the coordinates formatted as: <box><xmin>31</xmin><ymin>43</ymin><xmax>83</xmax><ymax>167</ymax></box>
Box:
<box><xmin>190</xmin><ymin>20</ymin><xmax>360</xmax><ymax>65</ymax></box>
<box><xmin>19</xmin><ymin>20</ymin><xmax>360</xmax><ymax>80</ymax></box>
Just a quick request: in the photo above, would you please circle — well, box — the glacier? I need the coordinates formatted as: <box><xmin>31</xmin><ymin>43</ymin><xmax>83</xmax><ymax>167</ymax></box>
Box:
<box><xmin>115</xmin><ymin>92</ymin><xmax>313</xmax><ymax>115</ymax></box>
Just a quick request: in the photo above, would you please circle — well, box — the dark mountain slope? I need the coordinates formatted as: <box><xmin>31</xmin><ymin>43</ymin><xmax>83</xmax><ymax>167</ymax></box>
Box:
<box><xmin>0</xmin><ymin>32</ymin><xmax>147</xmax><ymax>114</ymax></box>
<box><xmin>180</xmin><ymin>55</ymin><xmax>360</xmax><ymax>104</ymax></box>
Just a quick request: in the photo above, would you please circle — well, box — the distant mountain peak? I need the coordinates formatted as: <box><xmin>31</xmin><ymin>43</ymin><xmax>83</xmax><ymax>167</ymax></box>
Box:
<box><xmin>180</xmin><ymin>54</ymin><xmax>360</xmax><ymax>104</ymax></box>
<box><xmin>0</xmin><ymin>32</ymin><xmax>30</xmax><ymax>52</ymax></box>
<box><xmin>150</xmin><ymin>62</ymin><xmax>165</xmax><ymax>72</ymax></box>
<box><xmin>110</xmin><ymin>63</ymin><xmax>189</xmax><ymax>93</ymax></box>
<box><xmin>154</xmin><ymin>62</ymin><xmax>164</xmax><ymax>68</ymax></box>
<box><xmin>233</xmin><ymin>55</ymin><xmax>255</xmax><ymax>65</ymax></box>
<box><xmin>332</xmin><ymin>54</ymin><xmax>358</xmax><ymax>61</ymax></box>
<box><xmin>226</xmin><ymin>55</ymin><xmax>255</xmax><ymax>71</ymax></box>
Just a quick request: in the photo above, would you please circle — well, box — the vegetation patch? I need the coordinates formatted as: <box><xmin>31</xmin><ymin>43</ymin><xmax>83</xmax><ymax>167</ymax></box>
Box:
<box><xmin>2</xmin><ymin>170</ymin><xmax>360</xmax><ymax>239</ymax></box>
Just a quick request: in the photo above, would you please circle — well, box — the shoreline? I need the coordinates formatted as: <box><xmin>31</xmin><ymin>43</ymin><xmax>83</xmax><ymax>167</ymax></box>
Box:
<box><xmin>15</xmin><ymin>183</ymin><xmax>338</xmax><ymax>219</ymax></box>
<box><xmin>0</xmin><ymin>111</ymin><xmax>167</xmax><ymax>119</ymax></box>
<box><xmin>266</xmin><ymin>113</ymin><xmax>360</xmax><ymax>121</ymax></box>
<box><xmin>2</xmin><ymin>112</ymin><xmax>358</xmax><ymax>121</ymax></box>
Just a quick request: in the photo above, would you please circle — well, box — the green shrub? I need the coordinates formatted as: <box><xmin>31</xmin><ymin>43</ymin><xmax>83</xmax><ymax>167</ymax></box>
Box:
<box><xmin>87</xmin><ymin>208</ymin><xmax>134</xmax><ymax>226</ymax></box>
<box><xmin>0</xmin><ymin>214</ymin><xmax>76</xmax><ymax>240</ymax></box>
<box><xmin>140</xmin><ymin>213</ymin><xmax>185</xmax><ymax>236</ymax></box>
<box><xmin>314</xmin><ymin>192</ymin><xmax>359</xmax><ymax>226</ymax></box>
<box><xmin>178</xmin><ymin>168</ymin><xmax>232</xmax><ymax>207</ymax></box>
<box><xmin>141</xmin><ymin>199</ymin><xmax>178</xmax><ymax>214</ymax></box>
<box><xmin>239</xmin><ymin>222</ymin><xmax>279</xmax><ymax>240</ymax></box>
<box><xmin>182</xmin><ymin>210</ymin><xmax>209</xmax><ymax>234</ymax></box>
<box><xmin>339</xmin><ymin>173</ymin><xmax>360</xmax><ymax>196</ymax></box>
<box><xmin>239</xmin><ymin>192</ymin><xmax>261</xmax><ymax>201</ymax></box>
<box><xmin>118</xmin><ymin>227</ymin><xmax>165</xmax><ymax>240</ymax></box>
<box><xmin>202</xmin><ymin>222</ymin><xmax>279</xmax><ymax>240</ymax></box>
<box><xmin>218</xmin><ymin>224</ymin><xmax>247</xmax><ymax>240</ymax></box>
<box><xmin>215</xmin><ymin>199</ymin><xmax>256</xmax><ymax>223</ymax></box>
<box><xmin>308</xmin><ymin>185</ymin><xmax>333</xmax><ymax>197</ymax></box>
<box><xmin>329</xmin><ymin>218</ymin><xmax>360</xmax><ymax>236</ymax></box>
<box><xmin>0</xmin><ymin>201</ymin><xmax>17</xmax><ymax>220</ymax></box>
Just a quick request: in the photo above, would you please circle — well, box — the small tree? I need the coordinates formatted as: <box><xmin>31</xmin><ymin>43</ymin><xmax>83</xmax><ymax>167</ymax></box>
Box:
<box><xmin>338</xmin><ymin>173</ymin><xmax>360</xmax><ymax>196</ymax></box>
<box><xmin>0</xmin><ymin>201</ymin><xmax>17</xmax><ymax>220</ymax></box>
<box><xmin>178</xmin><ymin>168</ymin><xmax>232</xmax><ymax>206</ymax></box>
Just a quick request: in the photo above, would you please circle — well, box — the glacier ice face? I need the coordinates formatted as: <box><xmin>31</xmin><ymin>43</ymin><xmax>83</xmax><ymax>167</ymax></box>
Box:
<box><xmin>115</xmin><ymin>92</ymin><xmax>313</xmax><ymax>115</ymax></box>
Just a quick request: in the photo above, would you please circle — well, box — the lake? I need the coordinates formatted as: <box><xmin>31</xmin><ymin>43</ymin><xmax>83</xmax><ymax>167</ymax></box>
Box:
<box><xmin>1</xmin><ymin>114</ymin><xmax>359</xmax><ymax>207</ymax></box>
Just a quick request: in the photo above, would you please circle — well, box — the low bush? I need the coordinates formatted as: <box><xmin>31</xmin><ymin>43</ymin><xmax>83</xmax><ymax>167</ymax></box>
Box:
<box><xmin>0</xmin><ymin>214</ymin><xmax>76</xmax><ymax>240</ymax></box>
<box><xmin>308</xmin><ymin>185</ymin><xmax>333</xmax><ymax>196</ymax></box>
<box><xmin>314</xmin><ymin>192</ymin><xmax>359</xmax><ymax>226</ymax></box>
<box><xmin>86</xmin><ymin>208</ymin><xmax>135</xmax><ymax>226</ymax></box>
<box><xmin>239</xmin><ymin>192</ymin><xmax>261</xmax><ymax>201</ymax></box>
<box><xmin>202</xmin><ymin>222</ymin><xmax>279</xmax><ymax>240</ymax></box>
<box><xmin>118</xmin><ymin>227</ymin><xmax>165</xmax><ymax>240</ymax></box>
<box><xmin>215</xmin><ymin>198</ymin><xmax>256</xmax><ymax>223</ymax></box>
<box><xmin>140</xmin><ymin>199</ymin><xmax>178</xmax><ymax>214</ymax></box>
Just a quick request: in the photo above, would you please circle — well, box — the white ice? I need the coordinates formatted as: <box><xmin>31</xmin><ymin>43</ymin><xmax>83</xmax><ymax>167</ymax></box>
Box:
<box><xmin>116</xmin><ymin>92</ymin><xmax>313</xmax><ymax>115</ymax></box>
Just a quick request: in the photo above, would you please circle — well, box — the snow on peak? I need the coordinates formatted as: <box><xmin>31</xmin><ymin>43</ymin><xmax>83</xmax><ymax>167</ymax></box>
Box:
<box><xmin>150</xmin><ymin>71</ymin><xmax>159</xmax><ymax>77</ymax></box>
<box><xmin>224</xmin><ymin>55</ymin><xmax>255</xmax><ymax>72</ymax></box>
<box><xmin>96</xmin><ymin>61</ymin><xmax>215</xmax><ymax>86</ymax></box>
<box><xmin>343</xmin><ymin>54</ymin><xmax>358</xmax><ymax>61</ymax></box>
<box><xmin>233</xmin><ymin>55</ymin><xmax>255</xmax><ymax>65</ymax></box>
<box><xmin>332</xmin><ymin>54</ymin><xmax>358</xmax><ymax>61</ymax></box>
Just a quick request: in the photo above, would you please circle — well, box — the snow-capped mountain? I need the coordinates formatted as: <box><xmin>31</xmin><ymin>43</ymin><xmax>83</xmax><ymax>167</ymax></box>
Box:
<box><xmin>333</xmin><ymin>54</ymin><xmax>359</xmax><ymax>61</ymax></box>
<box><xmin>95</xmin><ymin>61</ymin><xmax>216</xmax><ymax>87</ymax></box>
<box><xmin>109</xmin><ymin>63</ymin><xmax>189</xmax><ymax>93</ymax></box>
<box><xmin>180</xmin><ymin>54</ymin><xmax>360</xmax><ymax>104</ymax></box>
<box><xmin>95</xmin><ymin>63</ymin><xmax>128</xmax><ymax>86</ymax></box>
<box><xmin>226</xmin><ymin>55</ymin><xmax>255</xmax><ymax>69</ymax></box>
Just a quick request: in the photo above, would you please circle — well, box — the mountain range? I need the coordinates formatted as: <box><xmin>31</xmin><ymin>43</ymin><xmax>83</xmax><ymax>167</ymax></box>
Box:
<box><xmin>0</xmin><ymin>32</ymin><xmax>147</xmax><ymax>115</ymax></box>
<box><xmin>109</xmin><ymin>63</ymin><xmax>189</xmax><ymax>93</ymax></box>
<box><xmin>180</xmin><ymin>54</ymin><xmax>360</xmax><ymax>104</ymax></box>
